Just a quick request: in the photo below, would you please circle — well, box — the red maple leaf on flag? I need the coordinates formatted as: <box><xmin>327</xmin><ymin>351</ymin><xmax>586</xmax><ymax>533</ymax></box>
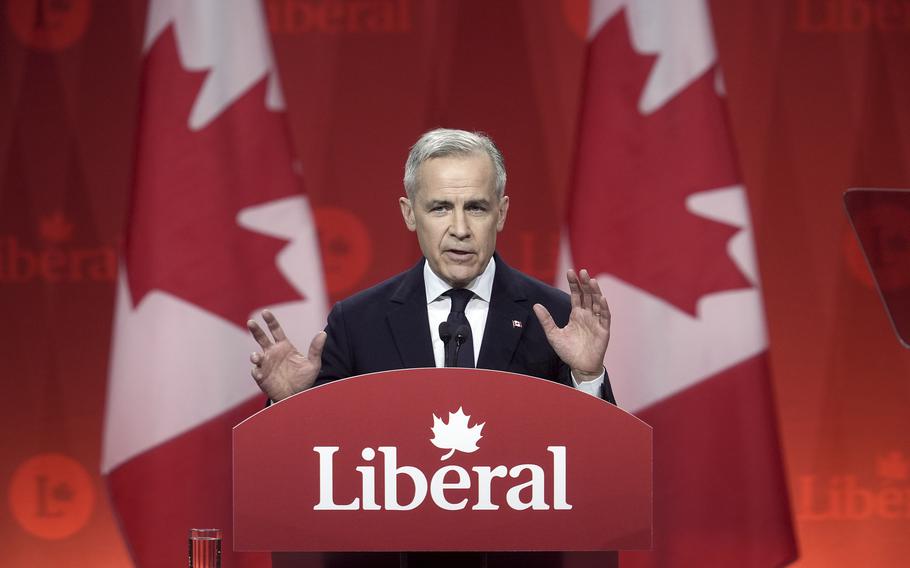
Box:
<box><xmin>569</xmin><ymin>13</ymin><xmax>749</xmax><ymax>315</ymax></box>
<box><xmin>126</xmin><ymin>26</ymin><xmax>303</xmax><ymax>327</ymax></box>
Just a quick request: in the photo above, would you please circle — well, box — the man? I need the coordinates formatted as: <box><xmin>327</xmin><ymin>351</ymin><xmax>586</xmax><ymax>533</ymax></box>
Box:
<box><xmin>248</xmin><ymin>128</ymin><xmax>615</xmax><ymax>404</ymax></box>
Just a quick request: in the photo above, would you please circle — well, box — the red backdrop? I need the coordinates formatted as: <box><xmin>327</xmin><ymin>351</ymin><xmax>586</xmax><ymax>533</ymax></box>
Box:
<box><xmin>1</xmin><ymin>0</ymin><xmax>909</xmax><ymax>566</ymax></box>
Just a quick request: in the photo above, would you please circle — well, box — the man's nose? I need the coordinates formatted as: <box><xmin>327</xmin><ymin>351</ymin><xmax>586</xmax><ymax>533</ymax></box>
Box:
<box><xmin>450</xmin><ymin>208</ymin><xmax>470</xmax><ymax>239</ymax></box>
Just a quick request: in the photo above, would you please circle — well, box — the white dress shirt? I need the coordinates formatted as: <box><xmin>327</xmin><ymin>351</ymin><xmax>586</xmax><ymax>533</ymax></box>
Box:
<box><xmin>423</xmin><ymin>258</ymin><xmax>605</xmax><ymax>397</ymax></box>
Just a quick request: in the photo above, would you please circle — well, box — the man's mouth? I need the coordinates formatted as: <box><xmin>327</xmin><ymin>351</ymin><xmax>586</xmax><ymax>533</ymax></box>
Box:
<box><xmin>444</xmin><ymin>249</ymin><xmax>474</xmax><ymax>260</ymax></box>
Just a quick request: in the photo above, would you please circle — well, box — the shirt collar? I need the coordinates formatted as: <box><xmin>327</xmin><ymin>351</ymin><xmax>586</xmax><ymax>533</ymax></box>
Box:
<box><xmin>424</xmin><ymin>256</ymin><xmax>496</xmax><ymax>305</ymax></box>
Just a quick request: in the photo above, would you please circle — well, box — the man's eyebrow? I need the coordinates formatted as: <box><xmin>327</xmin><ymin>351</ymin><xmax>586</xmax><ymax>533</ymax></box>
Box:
<box><xmin>464</xmin><ymin>198</ymin><xmax>492</xmax><ymax>207</ymax></box>
<box><xmin>425</xmin><ymin>199</ymin><xmax>453</xmax><ymax>208</ymax></box>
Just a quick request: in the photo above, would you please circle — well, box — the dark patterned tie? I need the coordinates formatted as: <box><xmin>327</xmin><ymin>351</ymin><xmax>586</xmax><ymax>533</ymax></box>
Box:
<box><xmin>444</xmin><ymin>288</ymin><xmax>475</xmax><ymax>368</ymax></box>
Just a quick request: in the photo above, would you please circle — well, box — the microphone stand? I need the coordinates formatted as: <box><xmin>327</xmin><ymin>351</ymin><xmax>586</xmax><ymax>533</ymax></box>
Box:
<box><xmin>453</xmin><ymin>325</ymin><xmax>469</xmax><ymax>368</ymax></box>
<box><xmin>438</xmin><ymin>322</ymin><xmax>452</xmax><ymax>367</ymax></box>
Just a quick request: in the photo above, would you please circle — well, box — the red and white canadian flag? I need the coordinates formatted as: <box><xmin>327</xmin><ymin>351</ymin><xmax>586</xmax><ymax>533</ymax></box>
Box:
<box><xmin>101</xmin><ymin>1</ymin><xmax>326</xmax><ymax>566</ymax></box>
<box><xmin>562</xmin><ymin>1</ymin><xmax>797</xmax><ymax>565</ymax></box>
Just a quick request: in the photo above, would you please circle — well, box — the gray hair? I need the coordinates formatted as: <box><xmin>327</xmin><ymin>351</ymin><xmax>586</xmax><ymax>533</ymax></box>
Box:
<box><xmin>403</xmin><ymin>128</ymin><xmax>506</xmax><ymax>201</ymax></box>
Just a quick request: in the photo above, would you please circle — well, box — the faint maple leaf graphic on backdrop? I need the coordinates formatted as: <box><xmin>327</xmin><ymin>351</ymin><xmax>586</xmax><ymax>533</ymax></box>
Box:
<box><xmin>876</xmin><ymin>451</ymin><xmax>909</xmax><ymax>481</ymax></box>
<box><xmin>40</xmin><ymin>211</ymin><xmax>74</xmax><ymax>243</ymax></box>
<box><xmin>430</xmin><ymin>407</ymin><xmax>485</xmax><ymax>460</ymax></box>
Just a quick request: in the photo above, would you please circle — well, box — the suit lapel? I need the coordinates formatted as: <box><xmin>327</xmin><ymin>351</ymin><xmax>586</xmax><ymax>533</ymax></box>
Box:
<box><xmin>387</xmin><ymin>259</ymin><xmax>436</xmax><ymax>368</ymax></box>
<box><xmin>477</xmin><ymin>256</ymin><xmax>529</xmax><ymax>370</ymax></box>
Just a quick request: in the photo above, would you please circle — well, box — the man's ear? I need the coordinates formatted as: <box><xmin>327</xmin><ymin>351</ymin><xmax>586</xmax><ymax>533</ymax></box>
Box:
<box><xmin>399</xmin><ymin>197</ymin><xmax>416</xmax><ymax>232</ymax></box>
<box><xmin>496</xmin><ymin>195</ymin><xmax>510</xmax><ymax>232</ymax></box>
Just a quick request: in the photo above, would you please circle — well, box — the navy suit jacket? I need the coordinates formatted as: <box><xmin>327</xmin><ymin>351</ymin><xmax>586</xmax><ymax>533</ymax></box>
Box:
<box><xmin>315</xmin><ymin>254</ymin><xmax>616</xmax><ymax>405</ymax></box>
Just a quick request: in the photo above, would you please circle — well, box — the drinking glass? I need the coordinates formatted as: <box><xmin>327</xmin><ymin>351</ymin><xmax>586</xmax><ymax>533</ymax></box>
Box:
<box><xmin>188</xmin><ymin>528</ymin><xmax>222</xmax><ymax>568</ymax></box>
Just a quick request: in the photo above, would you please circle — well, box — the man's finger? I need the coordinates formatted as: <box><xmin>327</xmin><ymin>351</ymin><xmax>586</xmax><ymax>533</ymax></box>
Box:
<box><xmin>578</xmin><ymin>269</ymin><xmax>593</xmax><ymax>310</ymax></box>
<box><xmin>307</xmin><ymin>331</ymin><xmax>328</xmax><ymax>362</ymax></box>
<box><xmin>598</xmin><ymin>296</ymin><xmax>611</xmax><ymax>322</ymax></box>
<box><xmin>532</xmin><ymin>303</ymin><xmax>558</xmax><ymax>335</ymax></box>
<box><xmin>590</xmin><ymin>278</ymin><xmax>612</xmax><ymax>322</ymax></box>
<box><xmin>247</xmin><ymin>320</ymin><xmax>272</xmax><ymax>349</ymax></box>
<box><xmin>251</xmin><ymin>366</ymin><xmax>263</xmax><ymax>383</ymax></box>
<box><xmin>566</xmin><ymin>270</ymin><xmax>581</xmax><ymax>309</ymax></box>
<box><xmin>262</xmin><ymin>310</ymin><xmax>287</xmax><ymax>342</ymax></box>
<box><xmin>250</xmin><ymin>352</ymin><xmax>262</xmax><ymax>365</ymax></box>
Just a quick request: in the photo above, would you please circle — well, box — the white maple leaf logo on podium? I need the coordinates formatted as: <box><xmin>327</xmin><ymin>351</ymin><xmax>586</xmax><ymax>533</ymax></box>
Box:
<box><xmin>430</xmin><ymin>407</ymin><xmax>485</xmax><ymax>460</ymax></box>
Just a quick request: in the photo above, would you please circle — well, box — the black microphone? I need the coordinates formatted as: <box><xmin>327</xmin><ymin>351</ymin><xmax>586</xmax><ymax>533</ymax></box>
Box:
<box><xmin>453</xmin><ymin>324</ymin><xmax>469</xmax><ymax>367</ymax></box>
<box><xmin>438</xmin><ymin>322</ymin><xmax>452</xmax><ymax>367</ymax></box>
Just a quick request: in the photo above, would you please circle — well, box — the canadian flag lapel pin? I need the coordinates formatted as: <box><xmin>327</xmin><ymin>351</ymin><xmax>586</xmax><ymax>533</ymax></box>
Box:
<box><xmin>512</xmin><ymin>320</ymin><xmax>522</xmax><ymax>329</ymax></box>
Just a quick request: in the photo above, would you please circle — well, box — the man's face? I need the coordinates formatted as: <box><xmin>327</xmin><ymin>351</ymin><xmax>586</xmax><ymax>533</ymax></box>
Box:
<box><xmin>399</xmin><ymin>153</ymin><xmax>509</xmax><ymax>288</ymax></box>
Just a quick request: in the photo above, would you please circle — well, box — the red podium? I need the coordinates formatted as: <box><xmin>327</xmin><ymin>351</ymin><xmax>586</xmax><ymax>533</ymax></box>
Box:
<box><xmin>234</xmin><ymin>368</ymin><xmax>651</xmax><ymax>567</ymax></box>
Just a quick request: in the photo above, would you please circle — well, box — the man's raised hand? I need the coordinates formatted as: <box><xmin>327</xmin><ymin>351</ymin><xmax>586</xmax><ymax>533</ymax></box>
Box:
<box><xmin>532</xmin><ymin>269</ymin><xmax>611</xmax><ymax>382</ymax></box>
<box><xmin>247</xmin><ymin>310</ymin><xmax>327</xmax><ymax>402</ymax></box>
